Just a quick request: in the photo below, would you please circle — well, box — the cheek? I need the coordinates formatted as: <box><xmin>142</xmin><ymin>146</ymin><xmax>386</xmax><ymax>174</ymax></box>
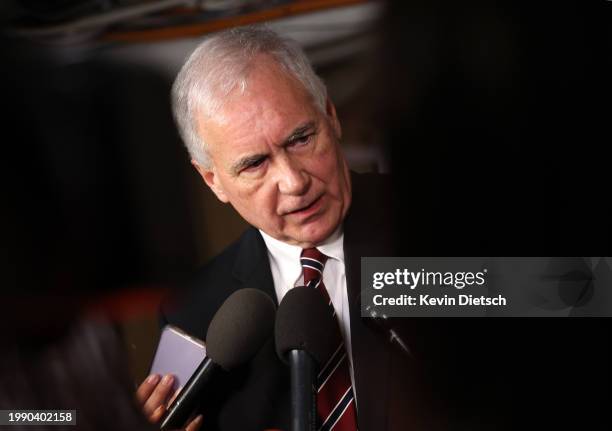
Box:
<box><xmin>225</xmin><ymin>177</ymin><xmax>261</xmax><ymax>200</ymax></box>
<box><xmin>235</xmin><ymin>182</ymin><xmax>277</xmax><ymax>214</ymax></box>
<box><xmin>314</xmin><ymin>144</ymin><xmax>344</xmax><ymax>185</ymax></box>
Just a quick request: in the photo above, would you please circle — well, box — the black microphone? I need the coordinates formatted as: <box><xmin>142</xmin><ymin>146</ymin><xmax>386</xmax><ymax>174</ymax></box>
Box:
<box><xmin>353</xmin><ymin>290</ymin><xmax>413</xmax><ymax>358</ymax></box>
<box><xmin>363</xmin><ymin>304</ymin><xmax>412</xmax><ymax>358</ymax></box>
<box><xmin>160</xmin><ymin>288</ymin><xmax>276</xmax><ymax>431</ymax></box>
<box><xmin>275</xmin><ymin>286</ymin><xmax>338</xmax><ymax>431</ymax></box>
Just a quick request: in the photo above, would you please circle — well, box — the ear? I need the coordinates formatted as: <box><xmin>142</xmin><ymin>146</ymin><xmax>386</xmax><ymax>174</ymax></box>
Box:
<box><xmin>326</xmin><ymin>98</ymin><xmax>342</xmax><ymax>140</ymax></box>
<box><xmin>191</xmin><ymin>160</ymin><xmax>229</xmax><ymax>203</ymax></box>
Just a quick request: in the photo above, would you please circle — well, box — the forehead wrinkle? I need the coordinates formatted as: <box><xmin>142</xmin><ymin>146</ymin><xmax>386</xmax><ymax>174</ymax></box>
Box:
<box><xmin>221</xmin><ymin>94</ymin><xmax>292</xmax><ymax>147</ymax></box>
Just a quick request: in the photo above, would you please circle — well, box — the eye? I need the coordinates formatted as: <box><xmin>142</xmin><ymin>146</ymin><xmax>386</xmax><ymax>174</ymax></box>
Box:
<box><xmin>289</xmin><ymin>133</ymin><xmax>314</xmax><ymax>147</ymax></box>
<box><xmin>243</xmin><ymin>157</ymin><xmax>266</xmax><ymax>172</ymax></box>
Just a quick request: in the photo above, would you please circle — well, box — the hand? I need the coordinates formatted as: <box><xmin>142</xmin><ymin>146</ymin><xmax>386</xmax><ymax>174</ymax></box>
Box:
<box><xmin>136</xmin><ymin>373</ymin><xmax>203</xmax><ymax>431</ymax></box>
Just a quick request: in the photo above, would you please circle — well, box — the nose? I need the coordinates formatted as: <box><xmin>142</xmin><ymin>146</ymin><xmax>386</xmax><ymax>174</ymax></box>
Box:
<box><xmin>276</xmin><ymin>156</ymin><xmax>310</xmax><ymax>196</ymax></box>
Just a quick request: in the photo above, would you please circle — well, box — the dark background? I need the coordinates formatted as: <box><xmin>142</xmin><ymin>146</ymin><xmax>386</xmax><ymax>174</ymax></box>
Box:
<box><xmin>384</xmin><ymin>2</ymin><xmax>611</xmax><ymax>429</ymax></box>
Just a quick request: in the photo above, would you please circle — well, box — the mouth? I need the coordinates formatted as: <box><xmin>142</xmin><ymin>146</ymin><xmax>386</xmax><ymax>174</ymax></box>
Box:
<box><xmin>285</xmin><ymin>194</ymin><xmax>323</xmax><ymax>216</ymax></box>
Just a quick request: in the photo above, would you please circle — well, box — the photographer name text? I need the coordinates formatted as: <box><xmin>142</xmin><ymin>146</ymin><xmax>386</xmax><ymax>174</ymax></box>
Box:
<box><xmin>370</xmin><ymin>268</ymin><xmax>507</xmax><ymax>308</ymax></box>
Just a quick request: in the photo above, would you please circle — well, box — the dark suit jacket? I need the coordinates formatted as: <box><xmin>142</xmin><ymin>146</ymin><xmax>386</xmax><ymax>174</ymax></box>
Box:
<box><xmin>162</xmin><ymin>173</ymin><xmax>433</xmax><ymax>431</ymax></box>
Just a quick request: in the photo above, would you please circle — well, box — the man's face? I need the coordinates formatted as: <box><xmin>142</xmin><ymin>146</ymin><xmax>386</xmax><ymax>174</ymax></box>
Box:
<box><xmin>193</xmin><ymin>56</ymin><xmax>351</xmax><ymax>248</ymax></box>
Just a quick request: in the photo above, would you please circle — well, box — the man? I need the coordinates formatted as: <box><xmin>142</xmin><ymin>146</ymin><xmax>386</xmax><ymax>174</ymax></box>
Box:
<box><xmin>138</xmin><ymin>26</ymin><xmax>424</xmax><ymax>431</ymax></box>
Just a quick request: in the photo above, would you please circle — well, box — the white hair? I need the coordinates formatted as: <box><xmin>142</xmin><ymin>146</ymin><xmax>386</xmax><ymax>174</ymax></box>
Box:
<box><xmin>171</xmin><ymin>25</ymin><xmax>328</xmax><ymax>169</ymax></box>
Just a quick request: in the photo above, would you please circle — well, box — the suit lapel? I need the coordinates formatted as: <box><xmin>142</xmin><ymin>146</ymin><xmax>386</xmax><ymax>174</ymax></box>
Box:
<box><xmin>232</xmin><ymin>227</ymin><xmax>278</xmax><ymax>305</ymax></box>
<box><xmin>345</xmin><ymin>244</ymin><xmax>391</xmax><ymax>431</ymax></box>
<box><xmin>225</xmin><ymin>227</ymin><xmax>291</xmax><ymax>429</ymax></box>
<box><xmin>343</xmin><ymin>172</ymin><xmax>396</xmax><ymax>431</ymax></box>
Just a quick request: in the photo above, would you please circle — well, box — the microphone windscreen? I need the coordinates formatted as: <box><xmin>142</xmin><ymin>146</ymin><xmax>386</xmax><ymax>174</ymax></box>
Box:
<box><xmin>206</xmin><ymin>288</ymin><xmax>276</xmax><ymax>370</ymax></box>
<box><xmin>275</xmin><ymin>286</ymin><xmax>338</xmax><ymax>366</ymax></box>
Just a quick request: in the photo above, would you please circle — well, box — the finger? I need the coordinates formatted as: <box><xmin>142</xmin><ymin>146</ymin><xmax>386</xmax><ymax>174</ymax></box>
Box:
<box><xmin>149</xmin><ymin>404</ymin><xmax>166</xmax><ymax>424</ymax></box>
<box><xmin>136</xmin><ymin>374</ymin><xmax>160</xmax><ymax>406</ymax></box>
<box><xmin>185</xmin><ymin>414</ymin><xmax>203</xmax><ymax>431</ymax></box>
<box><xmin>142</xmin><ymin>374</ymin><xmax>175</xmax><ymax>417</ymax></box>
<box><xmin>167</xmin><ymin>387</ymin><xmax>182</xmax><ymax>407</ymax></box>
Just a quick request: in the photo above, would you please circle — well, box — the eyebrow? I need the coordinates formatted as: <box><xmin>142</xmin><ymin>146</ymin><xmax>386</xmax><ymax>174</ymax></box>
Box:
<box><xmin>283</xmin><ymin>121</ymin><xmax>316</xmax><ymax>146</ymax></box>
<box><xmin>230</xmin><ymin>121</ymin><xmax>316</xmax><ymax>175</ymax></box>
<box><xmin>231</xmin><ymin>154</ymin><xmax>266</xmax><ymax>175</ymax></box>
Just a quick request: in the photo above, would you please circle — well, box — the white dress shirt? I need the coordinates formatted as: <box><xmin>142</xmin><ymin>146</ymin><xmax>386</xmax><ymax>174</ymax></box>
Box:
<box><xmin>259</xmin><ymin>228</ymin><xmax>357</xmax><ymax>401</ymax></box>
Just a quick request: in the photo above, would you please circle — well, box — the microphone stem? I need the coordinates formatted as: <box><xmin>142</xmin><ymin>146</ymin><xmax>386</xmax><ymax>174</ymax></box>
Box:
<box><xmin>389</xmin><ymin>328</ymin><xmax>413</xmax><ymax>358</ymax></box>
<box><xmin>289</xmin><ymin>350</ymin><xmax>317</xmax><ymax>431</ymax></box>
<box><xmin>160</xmin><ymin>357</ymin><xmax>219</xmax><ymax>431</ymax></box>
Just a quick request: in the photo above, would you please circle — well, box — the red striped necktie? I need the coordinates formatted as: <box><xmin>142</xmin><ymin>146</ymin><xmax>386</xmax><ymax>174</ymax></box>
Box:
<box><xmin>300</xmin><ymin>248</ymin><xmax>358</xmax><ymax>431</ymax></box>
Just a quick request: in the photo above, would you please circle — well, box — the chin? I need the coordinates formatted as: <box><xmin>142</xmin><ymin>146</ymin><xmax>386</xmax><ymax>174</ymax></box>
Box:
<box><xmin>298</xmin><ymin>222</ymin><xmax>336</xmax><ymax>246</ymax></box>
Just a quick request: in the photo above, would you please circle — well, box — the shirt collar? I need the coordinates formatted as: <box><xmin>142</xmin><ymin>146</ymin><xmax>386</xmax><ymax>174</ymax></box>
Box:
<box><xmin>259</xmin><ymin>226</ymin><xmax>345</xmax><ymax>278</ymax></box>
<box><xmin>315</xmin><ymin>226</ymin><xmax>345</xmax><ymax>264</ymax></box>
